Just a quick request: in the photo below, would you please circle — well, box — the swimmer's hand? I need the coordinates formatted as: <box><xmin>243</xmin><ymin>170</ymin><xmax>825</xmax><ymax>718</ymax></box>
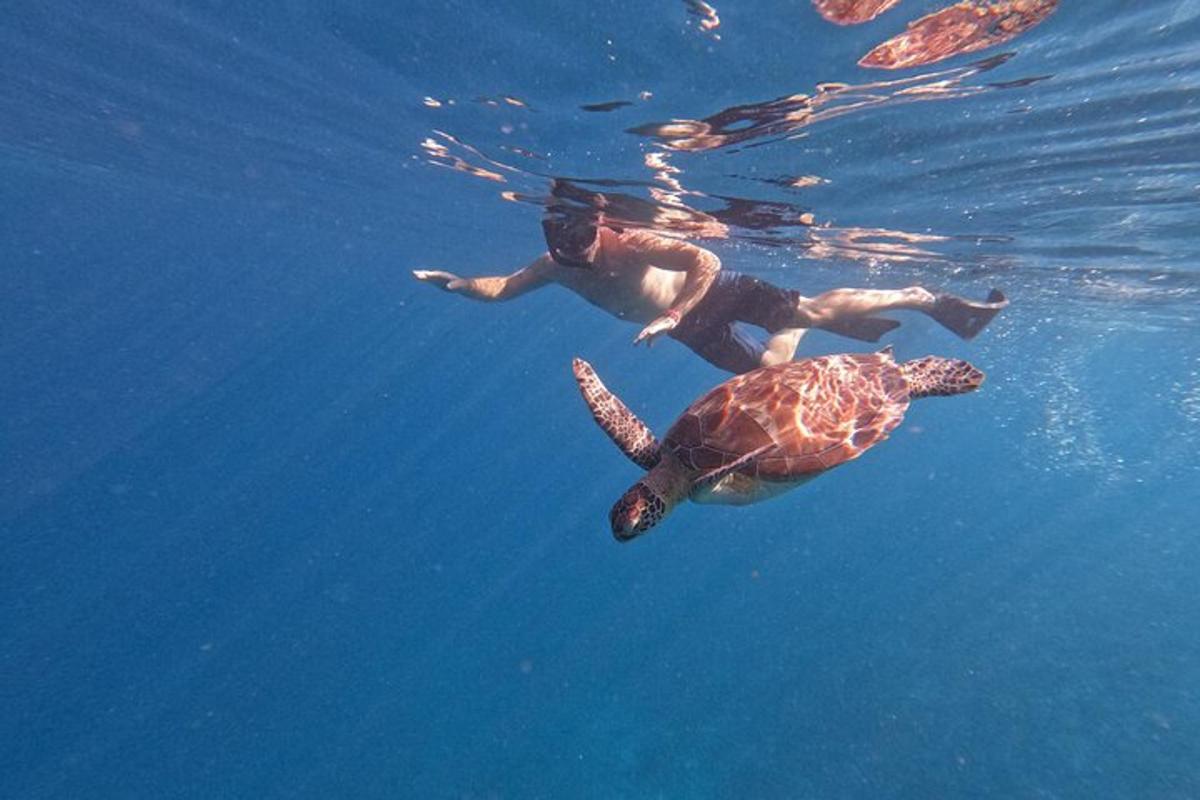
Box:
<box><xmin>412</xmin><ymin>269</ymin><xmax>467</xmax><ymax>292</ymax></box>
<box><xmin>634</xmin><ymin>312</ymin><xmax>680</xmax><ymax>346</ymax></box>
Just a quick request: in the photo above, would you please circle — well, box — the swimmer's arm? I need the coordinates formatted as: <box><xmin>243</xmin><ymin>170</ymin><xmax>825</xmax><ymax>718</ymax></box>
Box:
<box><xmin>412</xmin><ymin>255</ymin><xmax>555</xmax><ymax>301</ymax></box>
<box><xmin>629</xmin><ymin>234</ymin><xmax>721</xmax><ymax>344</ymax></box>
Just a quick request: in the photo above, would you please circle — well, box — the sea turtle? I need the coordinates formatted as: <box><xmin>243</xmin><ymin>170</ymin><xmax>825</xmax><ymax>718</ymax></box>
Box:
<box><xmin>573</xmin><ymin>348</ymin><xmax>984</xmax><ymax>540</ymax></box>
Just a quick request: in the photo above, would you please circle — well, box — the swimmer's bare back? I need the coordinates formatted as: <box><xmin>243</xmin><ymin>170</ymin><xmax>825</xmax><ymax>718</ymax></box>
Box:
<box><xmin>413</xmin><ymin>227</ymin><xmax>721</xmax><ymax>345</ymax></box>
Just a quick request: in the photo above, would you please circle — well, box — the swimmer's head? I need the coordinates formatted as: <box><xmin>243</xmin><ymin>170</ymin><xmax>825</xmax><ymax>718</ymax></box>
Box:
<box><xmin>543</xmin><ymin>214</ymin><xmax>599</xmax><ymax>268</ymax></box>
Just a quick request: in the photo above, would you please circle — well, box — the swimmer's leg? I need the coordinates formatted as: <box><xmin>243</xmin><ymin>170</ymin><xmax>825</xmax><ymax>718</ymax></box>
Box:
<box><xmin>816</xmin><ymin>316</ymin><xmax>901</xmax><ymax>343</ymax></box>
<box><xmin>760</xmin><ymin>328</ymin><xmax>808</xmax><ymax>367</ymax></box>
<box><xmin>799</xmin><ymin>287</ymin><xmax>1008</xmax><ymax>341</ymax></box>
<box><xmin>671</xmin><ymin>322</ymin><xmax>765</xmax><ymax>374</ymax></box>
<box><xmin>721</xmin><ymin>274</ymin><xmax>899</xmax><ymax>343</ymax></box>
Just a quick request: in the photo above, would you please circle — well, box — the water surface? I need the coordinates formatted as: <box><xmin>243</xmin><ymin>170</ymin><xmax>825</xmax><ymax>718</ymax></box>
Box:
<box><xmin>3</xmin><ymin>2</ymin><xmax>1199</xmax><ymax>797</ymax></box>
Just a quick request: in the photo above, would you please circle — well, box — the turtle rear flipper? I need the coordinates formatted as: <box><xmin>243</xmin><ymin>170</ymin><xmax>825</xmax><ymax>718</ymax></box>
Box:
<box><xmin>930</xmin><ymin>289</ymin><xmax>1008</xmax><ymax>340</ymax></box>
<box><xmin>572</xmin><ymin>358</ymin><xmax>661</xmax><ymax>469</ymax></box>
<box><xmin>689</xmin><ymin>444</ymin><xmax>772</xmax><ymax>497</ymax></box>
<box><xmin>900</xmin><ymin>356</ymin><xmax>984</xmax><ymax>398</ymax></box>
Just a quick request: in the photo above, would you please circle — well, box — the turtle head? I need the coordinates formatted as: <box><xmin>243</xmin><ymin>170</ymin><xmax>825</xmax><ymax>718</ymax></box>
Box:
<box><xmin>610</xmin><ymin>481</ymin><xmax>667</xmax><ymax>541</ymax></box>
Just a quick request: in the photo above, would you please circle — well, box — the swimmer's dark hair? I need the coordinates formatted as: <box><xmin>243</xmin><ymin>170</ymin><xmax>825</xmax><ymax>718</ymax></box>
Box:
<box><xmin>542</xmin><ymin>214</ymin><xmax>598</xmax><ymax>267</ymax></box>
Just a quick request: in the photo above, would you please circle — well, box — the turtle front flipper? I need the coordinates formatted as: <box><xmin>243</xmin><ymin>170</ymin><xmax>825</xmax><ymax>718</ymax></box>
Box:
<box><xmin>572</xmin><ymin>358</ymin><xmax>661</xmax><ymax>469</ymax></box>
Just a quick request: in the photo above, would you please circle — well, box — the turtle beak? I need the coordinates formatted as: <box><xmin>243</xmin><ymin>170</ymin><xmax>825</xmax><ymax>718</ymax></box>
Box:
<box><xmin>612</xmin><ymin>515</ymin><xmax>640</xmax><ymax>542</ymax></box>
<box><xmin>609</xmin><ymin>497</ymin><xmax>641</xmax><ymax>541</ymax></box>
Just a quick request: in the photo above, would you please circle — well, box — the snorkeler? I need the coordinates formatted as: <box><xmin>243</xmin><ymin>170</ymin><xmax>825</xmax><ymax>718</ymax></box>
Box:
<box><xmin>412</xmin><ymin>214</ymin><xmax>1007</xmax><ymax>374</ymax></box>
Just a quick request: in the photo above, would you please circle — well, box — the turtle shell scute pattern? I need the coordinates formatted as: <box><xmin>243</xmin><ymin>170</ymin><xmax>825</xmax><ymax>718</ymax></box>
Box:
<box><xmin>663</xmin><ymin>353</ymin><xmax>911</xmax><ymax>481</ymax></box>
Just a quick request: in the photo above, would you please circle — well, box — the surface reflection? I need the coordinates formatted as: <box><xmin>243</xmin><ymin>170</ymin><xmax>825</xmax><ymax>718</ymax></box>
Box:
<box><xmin>860</xmin><ymin>0</ymin><xmax>1060</xmax><ymax>70</ymax></box>
<box><xmin>418</xmin><ymin>9</ymin><xmax>1066</xmax><ymax>275</ymax></box>
<box><xmin>629</xmin><ymin>54</ymin><xmax>1019</xmax><ymax>152</ymax></box>
<box><xmin>813</xmin><ymin>0</ymin><xmax>903</xmax><ymax>25</ymax></box>
<box><xmin>683</xmin><ymin>0</ymin><xmax>722</xmax><ymax>38</ymax></box>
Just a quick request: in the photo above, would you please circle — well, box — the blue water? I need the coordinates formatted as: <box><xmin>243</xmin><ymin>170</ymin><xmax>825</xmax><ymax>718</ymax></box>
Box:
<box><xmin>3</xmin><ymin>2</ymin><xmax>1199</xmax><ymax>797</ymax></box>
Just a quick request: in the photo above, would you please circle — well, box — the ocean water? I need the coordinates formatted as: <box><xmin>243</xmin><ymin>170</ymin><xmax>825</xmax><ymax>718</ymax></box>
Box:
<box><xmin>3</xmin><ymin>1</ymin><xmax>1199</xmax><ymax>797</ymax></box>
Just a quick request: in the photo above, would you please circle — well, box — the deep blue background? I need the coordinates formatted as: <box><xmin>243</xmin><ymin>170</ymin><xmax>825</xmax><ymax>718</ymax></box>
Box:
<box><xmin>3</xmin><ymin>2</ymin><xmax>1200</xmax><ymax>797</ymax></box>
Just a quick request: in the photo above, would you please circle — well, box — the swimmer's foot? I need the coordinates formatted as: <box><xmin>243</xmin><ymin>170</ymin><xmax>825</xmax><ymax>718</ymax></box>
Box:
<box><xmin>819</xmin><ymin>315</ymin><xmax>902</xmax><ymax>343</ymax></box>
<box><xmin>931</xmin><ymin>289</ymin><xmax>1008</xmax><ymax>340</ymax></box>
